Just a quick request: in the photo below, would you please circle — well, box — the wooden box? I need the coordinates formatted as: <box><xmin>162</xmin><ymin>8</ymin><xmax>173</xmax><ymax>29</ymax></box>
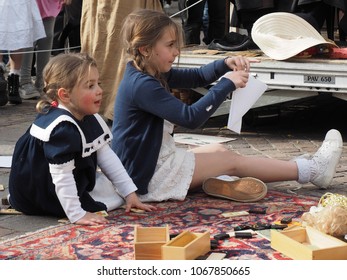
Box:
<box><xmin>271</xmin><ymin>226</ymin><xmax>347</xmax><ymax>260</ymax></box>
<box><xmin>134</xmin><ymin>225</ymin><xmax>170</xmax><ymax>260</ymax></box>
<box><xmin>161</xmin><ymin>231</ymin><xmax>210</xmax><ymax>260</ymax></box>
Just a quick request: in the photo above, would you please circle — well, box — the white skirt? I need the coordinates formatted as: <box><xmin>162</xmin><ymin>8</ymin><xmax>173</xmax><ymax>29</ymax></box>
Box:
<box><xmin>139</xmin><ymin>121</ymin><xmax>195</xmax><ymax>202</ymax></box>
<box><xmin>89</xmin><ymin>121</ymin><xmax>195</xmax><ymax>208</ymax></box>
<box><xmin>0</xmin><ymin>0</ymin><xmax>46</xmax><ymax>50</ymax></box>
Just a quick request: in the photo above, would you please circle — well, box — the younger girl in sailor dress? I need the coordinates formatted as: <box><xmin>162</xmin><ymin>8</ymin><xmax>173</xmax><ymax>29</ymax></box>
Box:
<box><xmin>9</xmin><ymin>53</ymin><xmax>155</xmax><ymax>225</ymax></box>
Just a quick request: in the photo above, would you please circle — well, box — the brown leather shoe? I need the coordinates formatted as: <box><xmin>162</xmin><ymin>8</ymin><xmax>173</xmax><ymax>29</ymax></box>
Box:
<box><xmin>202</xmin><ymin>176</ymin><xmax>267</xmax><ymax>202</ymax></box>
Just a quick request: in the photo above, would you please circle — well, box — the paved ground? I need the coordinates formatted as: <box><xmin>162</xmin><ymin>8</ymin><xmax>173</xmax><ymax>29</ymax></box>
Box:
<box><xmin>1</xmin><ymin>93</ymin><xmax>347</xmax><ymax>242</ymax></box>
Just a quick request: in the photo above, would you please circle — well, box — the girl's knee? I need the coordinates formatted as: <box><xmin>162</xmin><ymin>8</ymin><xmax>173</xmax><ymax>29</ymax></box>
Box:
<box><xmin>190</xmin><ymin>143</ymin><xmax>230</xmax><ymax>154</ymax></box>
<box><xmin>212</xmin><ymin>143</ymin><xmax>229</xmax><ymax>152</ymax></box>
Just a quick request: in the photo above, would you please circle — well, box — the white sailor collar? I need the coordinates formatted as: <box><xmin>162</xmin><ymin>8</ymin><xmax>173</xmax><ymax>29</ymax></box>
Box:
<box><xmin>30</xmin><ymin>106</ymin><xmax>112</xmax><ymax>158</ymax></box>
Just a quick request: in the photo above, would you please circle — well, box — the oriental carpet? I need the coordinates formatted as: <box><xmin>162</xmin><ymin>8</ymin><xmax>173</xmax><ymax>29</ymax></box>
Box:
<box><xmin>0</xmin><ymin>190</ymin><xmax>319</xmax><ymax>260</ymax></box>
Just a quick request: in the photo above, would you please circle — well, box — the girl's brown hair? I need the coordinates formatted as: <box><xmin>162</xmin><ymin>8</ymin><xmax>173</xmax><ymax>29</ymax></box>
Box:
<box><xmin>36</xmin><ymin>53</ymin><xmax>97</xmax><ymax>113</ymax></box>
<box><xmin>121</xmin><ymin>9</ymin><xmax>183</xmax><ymax>80</ymax></box>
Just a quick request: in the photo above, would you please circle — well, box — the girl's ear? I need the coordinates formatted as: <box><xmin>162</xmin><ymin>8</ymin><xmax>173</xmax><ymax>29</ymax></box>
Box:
<box><xmin>139</xmin><ymin>46</ymin><xmax>150</xmax><ymax>57</ymax></box>
<box><xmin>57</xmin><ymin>88</ymin><xmax>70</xmax><ymax>103</ymax></box>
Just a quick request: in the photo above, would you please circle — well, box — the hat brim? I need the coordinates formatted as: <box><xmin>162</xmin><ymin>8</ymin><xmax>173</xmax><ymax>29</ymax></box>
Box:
<box><xmin>251</xmin><ymin>12</ymin><xmax>336</xmax><ymax>60</ymax></box>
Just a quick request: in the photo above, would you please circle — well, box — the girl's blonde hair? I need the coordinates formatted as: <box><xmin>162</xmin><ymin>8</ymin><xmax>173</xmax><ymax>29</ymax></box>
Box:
<box><xmin>121</xmin><ymin>9</ymin><xmax>183</xmax><ymax>80</ymax></box>
<box><xmin>36</xmin><ymin>53</ymin><xmax>97</xmax><ymax>113</ymax></box>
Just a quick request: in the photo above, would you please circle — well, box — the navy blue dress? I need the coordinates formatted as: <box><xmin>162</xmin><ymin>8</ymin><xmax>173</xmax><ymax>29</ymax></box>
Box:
<box><xmin>9</xmin><ymin>107</ymin><xmax>112</xmax><ymax>218</ymax></box>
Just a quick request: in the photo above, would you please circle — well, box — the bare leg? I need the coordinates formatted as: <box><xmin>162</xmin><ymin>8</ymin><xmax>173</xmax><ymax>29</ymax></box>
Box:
<box><xmin>9</xmin><ymin>52</ymin><xmax>23</xmax><ymax>72</ymax></box>
<box><xmin>189</xmin><ymin>143</ymin><xmax>298</xmax><ymax>189</ymax></box>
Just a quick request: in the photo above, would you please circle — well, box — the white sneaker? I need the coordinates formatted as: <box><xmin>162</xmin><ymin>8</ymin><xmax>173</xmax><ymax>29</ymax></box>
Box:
<box><xmin>19</xmin><ymin>83</ymin><xmax>40</xmax><ymax>100</ymax></box>
<box><xmin>310</xmin><ymin>129</ymin><xmax>343</xmax><ymax>189</ymax></box>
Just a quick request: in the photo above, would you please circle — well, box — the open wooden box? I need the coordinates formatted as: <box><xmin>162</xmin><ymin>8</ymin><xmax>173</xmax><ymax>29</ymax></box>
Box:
<box><xmin>162</xmin><ymin>231</ymin><xmax>210</xmax><ymax>260</ymax></box>
<box><xmin>134</xmin><ymin>225</ymin><xmax>170</xmax><ymax>260</ymax></box>
<box><xmin>271</xmin><ymin>226</ymin><xmax>347</xmax><ymax>260</ymax></box>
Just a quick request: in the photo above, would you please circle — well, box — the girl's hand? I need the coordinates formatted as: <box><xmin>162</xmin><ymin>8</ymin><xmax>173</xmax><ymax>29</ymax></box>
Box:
<box><xmin>223</xmin><ymin>70</ymin><xmax>249</xmax><ymax>89</ymax></box>
<box><xmin>225</xmin><ymin>56</ymin><xmax>259</xmax><ymax>72</ymax></box>
<box><xmin>75</xmin><ymin>212</ymin><xmax>109</xmax><ymax>226</ymax></box>
<box><xmin>124</xmin><ymin>192</ymin><xmax>157</xmax><ymax>212</ymax></box>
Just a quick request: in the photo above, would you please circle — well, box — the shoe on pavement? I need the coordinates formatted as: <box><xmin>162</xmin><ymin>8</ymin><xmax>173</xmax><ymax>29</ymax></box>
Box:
<box><xmin>20</xmin><ymin>82</ymin><xmax>41</xmax><ymax>100</ymax></box>
<box><xmin>310</xmin><ymin>129</ymin><xmax>343</xmax><ymax>189</ymax></box>
<box><xmin>8</xmin><ymin>73</ymin><xmax>22</xmax><ymax>105</ymax></box>
<box><xmin>202</xmin><ymin>175</ymin><xmax>267</xmax><ymax>202</ymax></box>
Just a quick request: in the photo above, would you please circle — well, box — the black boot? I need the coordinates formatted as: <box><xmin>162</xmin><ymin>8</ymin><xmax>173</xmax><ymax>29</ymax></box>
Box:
<box><xmin>0</xmin><ymin>66</ymin><xmax>8</xmax><ymax>106</ymax></box>
<box><xmin>8</xmin><ymin>73</ymin><xmax>22</xmax><ymax>105</ymax></box>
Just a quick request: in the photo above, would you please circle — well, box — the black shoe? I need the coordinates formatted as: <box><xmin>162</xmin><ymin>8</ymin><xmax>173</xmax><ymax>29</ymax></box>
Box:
<box><xmin>208</xmin><ymin>32</ymin><xmax>257</xmax><ymax>51</ymax></box>
<box><xmin>8</xmin><ymin>74</ymin><xmax>22</xmax><ymax>105</ymax></box>
<box><xmin>0</xmin><ymin>66</ymin><xmax>8</xmax><ymax>106</ymax></box>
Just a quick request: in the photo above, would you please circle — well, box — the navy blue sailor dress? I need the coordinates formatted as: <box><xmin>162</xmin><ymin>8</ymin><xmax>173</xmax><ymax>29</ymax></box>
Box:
<box><xmin>8</xmin><ymin>107</ymin><xmax>112</xmax><ymax>218</ymax></box>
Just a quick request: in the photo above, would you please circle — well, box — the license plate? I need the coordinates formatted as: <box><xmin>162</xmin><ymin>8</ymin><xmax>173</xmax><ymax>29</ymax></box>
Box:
<box><xmin>304</xmin><ymin>75</ymin><xmax>335</xmax><ymax>84</ymax></box>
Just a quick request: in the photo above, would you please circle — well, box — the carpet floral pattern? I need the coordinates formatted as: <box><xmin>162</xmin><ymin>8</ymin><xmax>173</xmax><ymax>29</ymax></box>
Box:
<box><xmin>0</xmin><ymin>191</ymin><xmax>319</xmax><ymax>260</ymax></box>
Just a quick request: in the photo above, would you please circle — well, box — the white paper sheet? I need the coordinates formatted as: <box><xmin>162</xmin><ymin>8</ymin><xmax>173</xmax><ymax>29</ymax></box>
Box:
<box><xmin>0</xmin><ymin>156</ymin><xmax>12</xmax><ymax>168</ymax></box>
<box><xmin>227</xmin><ymin>74</ymin><xmax>267</xmax><ymax>134</ymax></box>
<box><xmin>174</xmin><ymin>133</ymin><xmax>236</xmax><ymax>146</ymax></box>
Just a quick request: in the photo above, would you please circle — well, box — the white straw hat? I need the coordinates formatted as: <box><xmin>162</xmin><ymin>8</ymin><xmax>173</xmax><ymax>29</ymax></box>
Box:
<box><xmin>251</xmin><ymin>12</ymin><xmax>336</xmax><ymax>60</ymax></box>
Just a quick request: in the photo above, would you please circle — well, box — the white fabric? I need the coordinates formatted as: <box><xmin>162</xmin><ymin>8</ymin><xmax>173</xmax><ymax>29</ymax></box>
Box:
<box><xmin>0</xmin><ymin>0</ymin><xmax>46</xmax><ymax>50</ymax></box>
<box><xmin>96</xmin><ymin>144</ymin><xmax>137</xmax><ymax>198</ymax></box>
<box><xmin>139</xmin><ymin>121</ymin><xmax>195</xmax><ymax>202</ymax></box>
<box><xmin>89</xmin><ymin>172</ymin><xmax>125</xmax><ymax>211</ymax></box>
<box><xmin>251</xmin><ymin>12</ymin><xmax>336</xmax><ymax>60</ymax></box>
<box><xmin>49</xmin><ymin>159</ymin><xmax>86</xmax><ymax>223</ymax></box>
<box><xmin>294</xmin><ymin>158</ymin><xmax>311</xmax><ymax>184</ymax></box>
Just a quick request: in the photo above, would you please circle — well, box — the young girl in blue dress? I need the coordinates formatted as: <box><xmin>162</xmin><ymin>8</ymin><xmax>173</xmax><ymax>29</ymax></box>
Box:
<box><xmin>111</xmin><ymin>9</ymin><xmax>343</xmax><ymax>204</ymax></box>
<box><xmin>9</xmin><ymin>53</ymin><xmax>155</xmax><ymax>225</ymax></box>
